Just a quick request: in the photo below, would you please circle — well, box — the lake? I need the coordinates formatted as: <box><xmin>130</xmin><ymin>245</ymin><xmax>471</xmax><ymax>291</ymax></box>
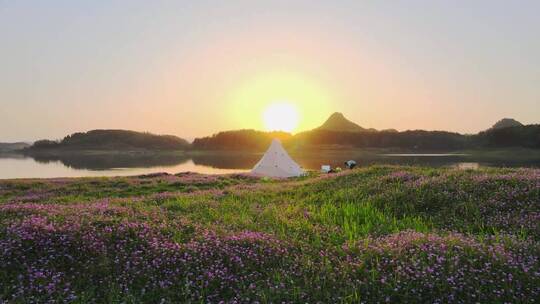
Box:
<box><xmin>1</xmin><ymin>150</ymin><xmax>539</xmax><ymax>179</ymax></box>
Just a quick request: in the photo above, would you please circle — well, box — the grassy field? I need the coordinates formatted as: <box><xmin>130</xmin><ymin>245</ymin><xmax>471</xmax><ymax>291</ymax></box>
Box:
<box><xmin>0</xmin><ymin>166</ymin><xmax>538</xmax><ymax>303</ymax></box>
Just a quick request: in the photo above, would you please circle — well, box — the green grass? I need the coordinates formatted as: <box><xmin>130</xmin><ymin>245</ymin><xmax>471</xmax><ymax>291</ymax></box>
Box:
<box><xmin>0</xmin><ymin>166</ymin><xmax>538</xmax><ymax>302</ymax></box>
<box><xmin>2</xmin><ymin>166</ymin><xmax>537</xmax><ymax>243</ymax></box>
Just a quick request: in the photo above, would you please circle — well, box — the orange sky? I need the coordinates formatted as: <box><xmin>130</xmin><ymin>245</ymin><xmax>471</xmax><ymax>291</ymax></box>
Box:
<box><xmin>1</xmin><ymin>1</ymin><xmax>539</xmax><ymax>141</ymax></box>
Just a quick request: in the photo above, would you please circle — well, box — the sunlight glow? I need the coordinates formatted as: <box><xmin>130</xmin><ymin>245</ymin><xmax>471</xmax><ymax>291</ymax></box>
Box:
<box><xmin>226</xmin><ymin>71</ymin><xmax>332</xmax><ymax>133</ymax></box>
<box><xmin>262</xmin><ymin>102</ymin><xmax>299</xmax><ymax>132</ymax></box>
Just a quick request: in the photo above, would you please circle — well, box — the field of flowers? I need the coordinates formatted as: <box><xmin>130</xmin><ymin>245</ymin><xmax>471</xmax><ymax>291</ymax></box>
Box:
<box><xmin>0</xmin><ymin>166</ymin><xmax>538</xmax><ymax>303</ymax></box>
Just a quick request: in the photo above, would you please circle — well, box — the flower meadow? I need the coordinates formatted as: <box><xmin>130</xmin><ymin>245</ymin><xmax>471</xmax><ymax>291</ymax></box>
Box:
<box><xmin>0</xmin><ymin>167</ymin><xmax>539</xmax><ymax>303</ymax></box>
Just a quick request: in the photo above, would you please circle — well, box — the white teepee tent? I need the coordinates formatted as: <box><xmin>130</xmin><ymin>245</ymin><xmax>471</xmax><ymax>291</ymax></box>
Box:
<box><xmin>251</xmin><ymin>139</ymin><xmax>304</xmax><ymax>178</ymax></box>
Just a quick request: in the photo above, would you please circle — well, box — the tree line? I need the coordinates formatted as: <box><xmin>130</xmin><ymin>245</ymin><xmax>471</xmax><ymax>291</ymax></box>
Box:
<box><xmin>28</xmin><ymin>130</ymin><xmax>190</xmax><ymax>151</ymax></box>
<box><xmin>192</xmin><ymin>125</ymin><xmax>540</xmax><ymax>151</ymax></box>
<box><xmin>25</xmin><ymin>125</ymin><xmax>540</xmax><ymax>153</ymax></box>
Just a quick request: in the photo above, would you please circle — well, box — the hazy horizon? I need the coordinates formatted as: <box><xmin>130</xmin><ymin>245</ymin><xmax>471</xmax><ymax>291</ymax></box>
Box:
<box><xmin>1</xmin><ymin>1</ymin><xmax>539</xmax><ymax>142</ymax></box>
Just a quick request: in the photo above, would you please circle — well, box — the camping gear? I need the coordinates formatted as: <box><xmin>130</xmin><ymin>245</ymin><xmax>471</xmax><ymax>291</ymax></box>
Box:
<box><xmin>344</xmin><ymin>160</ymin><xmax>357</xmax><ymax>169</ymax></box>
<box><xmin>322</xmin><ymin>165</ymin><xmax>342</xmax><ymax>173</ymax></box>
<box><xmin>321</xmin><ymin>165</ymin><xmax>331</xmax><ymax>173</ymax></box>
<box><xmin>251</xmin><ymin>139</ymin><xmax>304</xmax><ymax>178</ymax></box>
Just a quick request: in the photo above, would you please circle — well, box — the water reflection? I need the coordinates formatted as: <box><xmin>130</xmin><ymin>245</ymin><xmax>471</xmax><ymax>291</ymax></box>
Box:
<box><xmin>192</xmin><ymin>153</ymin><xmax>260</xmax><ymax>169</ymax></box>
<box><xmin>31</xmin><ymin>153</ymin><xmax>191</xmax><ymax>170</ymax></box>
<box><xmin>0</xmin><ymin>151</ymin><xmax>538</xmax><ymax>179</ymax></box>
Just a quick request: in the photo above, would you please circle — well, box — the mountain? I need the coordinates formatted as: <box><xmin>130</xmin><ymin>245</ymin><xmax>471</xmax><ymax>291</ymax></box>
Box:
<box><xmin>0</xmin><ymin>142</ymin><xmax>30</xmax><ymax>152</ymax></box>
<box><xmin>13</xmin><ymin>115</ymin><xmax>540</xmax><ymax>154</ymax></box>
<box><xmin>297</xmin><ymin>113</ymin><xmax>539</xmax><ymax>149</ymax></box>
<box><xmin>153</xmin><ymin>112</ymin><xmax>540</xmax><ymax>151</ymax></box>
<box><xmin>317</xmin><ymin>112</ymin><xmax>375</xmax><ymax>132</ymax></box>
<box><xmin>26</xmin><ymin>130</ymin><xmax>190</xmax><ymax>152</ymax></box>
<box><xmin>490</xmin><ymin>118</ymin><xmax>523</xmax><ymax>130</ymax></box>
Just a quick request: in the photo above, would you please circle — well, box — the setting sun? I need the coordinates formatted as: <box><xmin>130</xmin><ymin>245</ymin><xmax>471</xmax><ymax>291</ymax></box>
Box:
<box><xmin>226</xmin><ymin>71</ymin><xmax>332</xmax><ymax>133</ymax></box>
<box><xmin>262</xmin><ymin>102</ymin><xmax>299</xmax><ymax>132</ymax></box>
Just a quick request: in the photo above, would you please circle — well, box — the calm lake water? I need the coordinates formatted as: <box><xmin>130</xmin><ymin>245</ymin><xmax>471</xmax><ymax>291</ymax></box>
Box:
<box><xmin>0</xmin><ymin>151</ymin><xmax>539</xmax><ymax>179</ymax></box>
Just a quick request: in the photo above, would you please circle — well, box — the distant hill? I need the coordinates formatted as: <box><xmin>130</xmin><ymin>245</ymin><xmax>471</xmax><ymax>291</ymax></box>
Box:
<box><xmin>193</xmin><ymin>130</ymin><xmax>291</xmax><ymax>151</ymax></box>
<box><xmin>292</xmin><ymin>112</ymin><xmax>466</xmax><ymax>150</ymax></box>
<box><xmin>0</xmin><ymin>142</ymin><xmax>30</xmax><ymax>152</ymax></box>
<box><xmin>26</xmin><ymin>130</ymin><xmax>190</xmax><ymax>152</ymax></box>
<box><xmin>192</xmin><ymin>114</ymin><xmax>539</xmax><ymax>151</ymax></box>
<box><xmin>14</xmin><ymin>115</ymin><xmax>540</xmax><ymax>154</ymax></box>
<box><xmin>317</xmin><ymin>112</ymin><xmax>376</xmax><ymax>132</ymax></box>
<box><xmin>475</xmin><ymin>124</ymin><xmax>540</xmax><ymax>148</ymax></box>
<box><xmin>490</xmin><ymin>118</ymin><xmax>523</xmax><ymax>130</ymax></box>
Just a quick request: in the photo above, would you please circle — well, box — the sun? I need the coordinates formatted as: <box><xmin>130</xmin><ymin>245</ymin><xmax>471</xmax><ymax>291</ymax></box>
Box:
<box><xmin>262</xmin><ymin>102</ymin><xmax>299</xmax><ymax>132</ymax></box>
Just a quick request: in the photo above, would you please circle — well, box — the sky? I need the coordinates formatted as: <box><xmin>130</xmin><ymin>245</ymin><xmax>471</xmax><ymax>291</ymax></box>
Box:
<box><xmin>1</xmin><ymin>0</ymin><xmax>539</xmax><ymax>142</ymax></box>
